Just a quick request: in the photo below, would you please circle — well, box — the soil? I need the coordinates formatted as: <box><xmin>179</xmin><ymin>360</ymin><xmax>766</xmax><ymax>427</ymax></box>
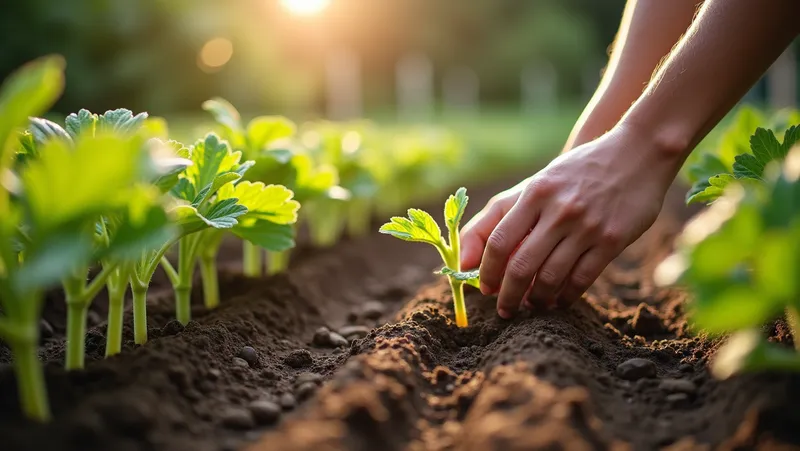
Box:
<box><xmin>1</xmin><ymin>179</ymin><xmax>800</xmax><ymax>451</ymax></box>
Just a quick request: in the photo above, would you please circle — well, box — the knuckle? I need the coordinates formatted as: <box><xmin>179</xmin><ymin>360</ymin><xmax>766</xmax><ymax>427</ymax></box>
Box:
<box><xmin>570</xmin><ymin>271</ymin><xmax>594</xmax><ymax>290</ymax></box>
<box><xmin>600</xmin><ymin>227</ymin><xmax>623</xmax><ymax>246</ymax></box>
<box><xmin>528</xmin><ymin>178</ymin><xmax>557</xmax><ymax>199</ymax></box>
<box><xmin>485</xmin><ymin>229</ymin><xmax>507</xmax><ymax>253</ymax></box>
<box><xmin>582</xmin><ymin>216</ymin><xmax>602</xmax><ymax>234</ymax></box>
<box><xmin>536</xmin><ymin>268</ymin><xmax>560</xmax><ymax>289</ymax></box>
<box><xmin>553</xmin><ymin>199</ymin><xmax>586</xmax><ymax>224</ymax></box>
<box><xmin>506</xmin><ymin>255</ymin><xmax>534</xmax><ymax>281</ymax></box>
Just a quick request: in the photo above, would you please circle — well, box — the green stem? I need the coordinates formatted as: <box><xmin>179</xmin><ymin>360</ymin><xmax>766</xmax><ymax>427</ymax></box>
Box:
<box><xmin>175</xmin><ymin>287</ymin><xmax>192</xmax><ymax>325</ymax></box>
<box><xmin>10</xmin><ymin>338</ymin><xmax>50</xmax><ymax>421</ymax></box>
<box><xmin>105</xmin><ymin>282</ymin><xmax>126</xmax><ymax>357</ymax></box>
<box><xmin>449</xmin><ymin>278</ymin><xmax>468</xmax><ymax>328</ymax></box>
<box><xmin>174</xmin><ymin>235</ymin><xmax>199</xmax><ymax>325</ymax></box>
<box><xmin>786</xmin><ymin>307</ymin><xmax>800</xmax><ymax>351</ymax></box>
<box><xmin>267</xmin><ymin>250</ymin><xmax>290</xmax><ymax>275</ymax></box>
<box><xmin>200</xmin><ymin>256</ymin><xmax>220</xmax><ymax>309</ymax></box>
<box><xmin>243</xmin><ymin>240</ymin><xmax>262</xmax><ymax>277</ymax></box>
<box><xmin>131</xmin><ymin>286</ymin><xmax>148</xmax><ymax>345</ymax></box>
<box><xmin>65</xmin><ymin>303</ymin><xmax>88</xmax><ymax>370</ymax></box>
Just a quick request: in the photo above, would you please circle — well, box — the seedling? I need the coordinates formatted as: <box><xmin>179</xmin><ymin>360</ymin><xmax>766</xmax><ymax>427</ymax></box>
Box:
<box><xmin>379</xmin><ymin>187</ymin><xmax>476</xmax><ymax>327</ymax></box>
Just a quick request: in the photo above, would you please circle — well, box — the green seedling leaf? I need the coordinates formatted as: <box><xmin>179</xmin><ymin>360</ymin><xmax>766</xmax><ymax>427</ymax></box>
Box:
<box><xmin>712</xmin><ymin>330</ymin><xmax>800</xmax><ymax>379</ymax></box>
<box><xmin>174</xmin><ymin>198</ymin><xmax>248</xmax><ymax>235</ymax></box>
<box><xmin>444</xmin><ymin>187</ymin><xmax>468</xmax><ymax>232</ymax></box>
<box><xmin>29</xmin><ymin>117</ymin><xmax>72</xmax><ymax>146</ymax></box>
<box><xmin>437</xmin><ymin>267</ymin><xmax>480</xmax><ymax>289</ymax></box>
<box><xmin>150</xmin><ymin>140</ymin><xmax>193</xmax><ymax>193</ymax></box>
<box><xmin>13</xmin><ymin>225</ymin><xmax>94</xmax><ymax>292</ymax></box>
<box><xmin>193</xmin><ymin>172</ymin><xmax>242</xmax><ymax>206</ymax></box>
<box><xmin>202</xmin><ymin>97</ymin><xmax>243</xmax><ymax>134</ymax></box>
<box><xmin>97</xmin><ymin>109</ymin><xmax>148</xmax><ymax>135</ymax></box>
<box><xmin>232</xmin><ymin>220</ymin><xmax>295</xmax><ymax>252</ymax></box>
<box><xmin>782</xmin><ymin>125</ymin><xmax>800</xmax><ymax>154</ymax></box>
<box><xmin>0</xmin><ymin>55</ymin><xmax>65</xmax><ymax>172</ymax></box>
<box><xmin>733</xmin><ymin>153</ymin><xmax>766</xmax><ymax>180</ymax></box>
<box><xmin>686</xmin><ymin>174</ymin><xmax>736</xmax><ymax>205</ymax></box>
<box><xmin>65</xmin><ymin>109</ymin><xmax>96</xmax><ymax>139</ymax></box>
<box><xmin>247</xmin><ymin>116</ymin><xmax>296</xmax><ymax>152</ymax></box>
<box><xmin>184</xmin><ymin>133</ymin><xmax>242</xmax><ymax>194</ymax></box>
<box><xmin>217</xmin><ymin>181</ymin><xmax>300</xmax><ymax>226</ymax></box>
<box><xmin>100</xmin><ymin>206</ymin><xmax>174</xmax><ymax>262</ymax></box>
<box><xmin>380</xmin><ymin>208</ymin><xmax>443</xmax><ymax>246</ymax></box>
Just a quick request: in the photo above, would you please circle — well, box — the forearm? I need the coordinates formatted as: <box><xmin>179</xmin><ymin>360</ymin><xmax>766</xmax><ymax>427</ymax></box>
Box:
<box><xmin>564</xmin><ymin>0</ymin><xmax>701</xmax><ymax>151</ymax></box>
<box><xmin>622</xmin><ymin>0</ymin><xmax>800</xmax><ymax>174</ymax></box>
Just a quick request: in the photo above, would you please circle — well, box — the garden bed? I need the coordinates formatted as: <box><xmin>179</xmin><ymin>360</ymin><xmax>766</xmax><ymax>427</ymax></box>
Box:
<box><xmin>1</xmin><ymin>180</ymin><xmax>798</xmax><ymax>451</ymax></box>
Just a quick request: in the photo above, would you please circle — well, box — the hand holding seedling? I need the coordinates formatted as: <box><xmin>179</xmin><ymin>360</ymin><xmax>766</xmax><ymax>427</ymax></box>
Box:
<box><xmin>461</xmin><ymin>0</ymin><xmax>800</xmax><ymax>320</ymax></box>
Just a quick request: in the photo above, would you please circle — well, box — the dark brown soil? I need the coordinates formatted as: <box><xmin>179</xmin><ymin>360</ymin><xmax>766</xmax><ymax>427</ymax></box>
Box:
<box><xmin>1</xmin><ymin>181</ymin><xmax>799</xmax><ymax>451</ymax></box>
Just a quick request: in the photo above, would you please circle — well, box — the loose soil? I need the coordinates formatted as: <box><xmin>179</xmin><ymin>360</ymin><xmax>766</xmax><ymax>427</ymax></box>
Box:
<box><xmin>1</xmin><ymin>179</ymin><xmax>799</xmax><ymax>451</ymax></box>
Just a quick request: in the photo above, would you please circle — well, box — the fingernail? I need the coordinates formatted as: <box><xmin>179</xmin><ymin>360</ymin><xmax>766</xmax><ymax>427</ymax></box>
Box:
<box><xmin>497</xmin><ymin>308</ymin><xmax>513</xmax><ymax>319</ymax></box>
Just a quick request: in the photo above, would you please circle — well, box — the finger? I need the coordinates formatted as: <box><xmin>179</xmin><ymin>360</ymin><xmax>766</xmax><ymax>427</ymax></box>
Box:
<box><xmin>495</xmin><ymin>223</ymin><xmax>562</xmax><ymax>318</ymax></box>
<box><xmin>480</xmin><ymin>199</ymin><xmax>540</xmax><ymax>295</ymax></box>
<box><xmin>459</xmin><ymin>200</ymin><xmax>509</xmax><ymax>270</ymax></box>
<box><xmin>558</xmin><ymin>247</ymin><xmax>614</xmax><ymax>304</ymax></box>
<box><xmin>529</xmin><ymin>235</ymin><xmax>591</xmax><ymax>305</ymax></box>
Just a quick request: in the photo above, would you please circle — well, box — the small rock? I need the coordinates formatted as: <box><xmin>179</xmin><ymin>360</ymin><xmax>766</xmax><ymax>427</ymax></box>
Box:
<box><xmin>87</xmin><ymin>310</ymin><xmax>102</xmax><ymax>326</ymax></box>
<box><xmin>284</xmin><ymin>349</ymin><xmax>313</xmax><ymax>368</ymax></box>
<box><xmin>659</xmin><ymin>378</ymin><xmax>696</xmax><ymax>395</ymax></box>
<box><xmin>294</xmin><ymin>372</ymin><xmax>322</xmax><ymax>386</ymax></box>
<box><xmin>239</xmin><ymin>346</ymin><xmax>259</xmax><ymax>367</ymax></box>
<box><xmin>279</xmin><ymin>393</ymin><xmax>297</xmax><ymax>410</ymax></box>
<box><xmin>666</xmin><ymin>393</ymin><xmax>690</xmax><ymax>407</ymax></box>
<box><xmin>313</xmin><ymin>327</ymin><xmax>332</xmax><ymax>347</ymax></box>
<box><xmin>588</xmin><ymin>342</ymin><xmax>604</xmax><ymax>356</ymax></box>
<box><xmin>338</xmin><ymin>325</ymin><xmax>370</xmax><ymax>339</ymax></box>
<box><xmin>161</xmin><ymin>320</ymin><xmax>185</xmax><ymax>336</ymax></box>
<box><xmin>361</xmin><ymin>301</ymin><xmax>385</xmax><ymax>320</ymax></box>
<box><xmin>346</xmin><ymin>312</ymin><xmax>359</xmax><ymax>324</ymax></box>
<box><xmin>679</xmin><ymin>363</ymin><xmax>693</xmax><ymax>373</ymax></box>
<box><xmin>542</xmin><ymin>336</ymin><xmax>554</xmax><ymax>347</ymax></box>
<box><xmin>220</xmin><ymin>408</ymin><xmax>254</xmax><ymax>429</ymax></box>
<box><xmin>248</xmin><ymin>400</ymin><xmax>281</xmax><ymax>425</ymax></box>
<box><xmin>295</xmin><ymin>382</ymin><xmax>317</xmax><ymax>401</ymax></box>
<box><xmin>616</xmin><ymin>358</ymin><xmax>657</xmax><ymax>381</ymax></box>
<box><xmin>208</xmin><ymin>368</ymin><xmax>222</xmax><ymax>380</ymax></box>
<box><xmin>328</xmin><ymin>332</ymin><xmax>349</xmax><ymax>348</ymax></box>
<box><xmin>232</xmin><ymin>357</ymin><xmax>250</xmax><ymax>368</ymax></box>
<box><xmin>39</xmin><ymin>319</ymin><xmax>54</xmax><ymax>340</ymax></box>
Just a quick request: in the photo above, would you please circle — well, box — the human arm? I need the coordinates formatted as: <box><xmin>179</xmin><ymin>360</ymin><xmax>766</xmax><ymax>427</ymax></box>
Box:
<box><xmin>462</xmin><ymin>0</ymin><xmax>800</xmax><ymax>319</ymax></box>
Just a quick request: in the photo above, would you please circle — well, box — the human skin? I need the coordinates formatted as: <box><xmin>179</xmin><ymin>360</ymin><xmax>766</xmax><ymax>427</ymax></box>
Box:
<box><xmin>460</xmin><ymin>0</ymin><xmax>800</xmax><ymax>319</ymax></box>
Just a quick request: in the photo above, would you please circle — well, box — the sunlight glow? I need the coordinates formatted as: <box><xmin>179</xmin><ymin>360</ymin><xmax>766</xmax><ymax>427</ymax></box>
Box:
<box><xmin>198</xmin><ymin>37</ymin><xmax>234</xmax><ymax>72</ymax></box>
<box><xmin>280</xmin><ymin>0</ymin><xmax>331</xmax><ymax>16</ymax></box>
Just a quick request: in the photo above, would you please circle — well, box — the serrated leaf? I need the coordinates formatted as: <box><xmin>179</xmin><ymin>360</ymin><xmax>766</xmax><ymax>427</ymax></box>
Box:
<box><xmin>185</xmin><ymin>134</ymin><xmax>241</xmax><ymax>192</ymax></box>
<box><xmin>13</xmin><ymin>227</ymin><xmax>94</xmax><ymax>292</ymax></box>
<box><xmin>65</xmin><ymin>109</ymin><xmax>96</xmax><ymax>139</ymax></box>
<box><xmin>246</xmin><ymin>116</ymin><xmax>296</xmax><ymax>151</ymax></box>
<box><xmin>782</xmin><ymin>125</ymin><xmax>800</xmax><ymax>154</ymax></box>
<box><xmin>171</xmin><ymin>178</ymin><xmax>196</xmax><ymax>202</ymax></box>
<box><xmin>217</xmin><ymin>181</ymin><xmax>299</xmax><ymax>226</ymax></box>
<box><xmin>444</xmin><ymin>187</ymin><xmax>468</xmax><ymax>232</ymax></box>
<box><xmin>232</xmin><ymin>220</ymin><xmax>295</xmax><ymax>252</ymax></box>
<box><xmin>234</xmin><ymin>159</ymin><xmax>256</xmax><ymax>178</ymax></box>
<box><xmin>202</xmin><ymin>97</ymin><xmax>243</xmax><ymax>133</ymax></box>
<box><xmin>686</xmin><ymin>174</ymin><xmax>736</xmax><ymax>205</ymax></box>
<box><xmin>29</xmin><ymin>117</ymin><xmax>72</xmax><ymax>146</ymax></box>
<box><xmin>97</xmin><ymin>109</ymin><xmax>148</xmax><ymax>135</ymax></box>
<box><xmin>733</xmin><ymin>153</ymin><xmax>765</xmax><ymax>180</ymax></box>
<box><xmin>379</xmin><ymin>208</ymin><xmax>443</xmax><ymax>246</ymax></box>
<box><xmin>193</xmin><ymin>172</ymin><xmax>242</xmax><ymax>206</ymax></box>
<box><xmin>100</xmin><ymin>206</ymin><xmax>174</xmax><ymax>261</ymax></box>
<box><xmin>437</xmin><ymin>266</ymin><xmax>480</xmax><ymax>288</ymax></box>
<box><xmin>174</xmin><ymin>198</ymin><xmax>247</xmax><ymax>234</ymax></box>
<box><xmin>750</xmin><ymin>127</ymin><xmax>783</xmax><ymax>163</ymax></box>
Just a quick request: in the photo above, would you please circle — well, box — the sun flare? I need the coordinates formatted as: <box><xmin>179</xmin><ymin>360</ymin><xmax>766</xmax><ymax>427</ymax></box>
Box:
<box><xmin>280</xmin><ymin>0</ymin><xmax>331</xmax><ymax>16</ymax></box>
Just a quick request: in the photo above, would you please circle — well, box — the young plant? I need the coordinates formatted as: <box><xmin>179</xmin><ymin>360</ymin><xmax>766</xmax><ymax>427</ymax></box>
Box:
<box><xmin>161</xmin><ymin>133</ymin><xmax>299</xmax><ymax>323</ymax></box>
<box><xmin>379</xmin><ymin>187</ymin><xmax>477</xmax><ymax>327</ymax></box>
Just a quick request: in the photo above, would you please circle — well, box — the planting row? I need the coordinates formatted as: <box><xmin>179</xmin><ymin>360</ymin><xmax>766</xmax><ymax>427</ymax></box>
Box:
<box><xmin>0</xmin><ymin>56</ymin><xmax>466</xmax><ymax>422</ymax></box>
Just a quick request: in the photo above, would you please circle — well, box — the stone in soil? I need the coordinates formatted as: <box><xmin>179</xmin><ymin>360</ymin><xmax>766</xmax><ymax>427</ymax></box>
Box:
<box><xmin>294</xmin><ymin>372</ymin><xmax>322</xmax><ymax>386</ymax></box>
<box><xmin>312</xmin><ymin>327</ymin><xmax>348</xmax><ymax>348</ymax></box>
<box><xmin>232</xmin><ymin>357</ymin><xmax>250</xmax><ymax>368</ymax></box>
<box><xmin>283</xmin><ymin>349</ymin><xmax>313</xmax><ymax>368</ymax></box>
<box><xmin>338</xmin><ymin>325</ymin><xmax>370</xmax><ymax>339</ymax></box>
<box><xmin>248</xmin><ymin>400</ymin><xmax>281</xmax><ymax>425</ymax></box>
<box><xmin>239</xmin><ymin>346</ymin><xmax>259</xmax><ymax>367</ymax></box>
<box><xmin>361</xmin><ymin>301</ymin><xmax>385</xmax><ymax>320</ymax></box>
<box><xmin>295</xmin><ymin>382</ymin><xmax>317</xmax><ymax>401</ymax></box>
<box><xmin>616</xmin><ymin>358</ymin><xmax>657</xmax><ymax>380</ymax></box>
<box><xmin>220</xmin><ymin>408</ymin><xmax>255</xmax><ymax>430</ymax></box>
<box><xmin>666</xmin><ymin>393</ymin><xmax>690</xmax><ymax>407</ymax></box>
<box><xmin>327</xmin><ymin>332</ymin><xmax>349</xmax><ymax>347</ymax></box>
<box><xmin>659</xmin><ymin>378</ymin><xmax>696</xmax><ymax>395</ymax></box>
<box><xmin>279</xmin><ymin>393</ymin><xmax>297</xmax><ymax>410</ymax></box>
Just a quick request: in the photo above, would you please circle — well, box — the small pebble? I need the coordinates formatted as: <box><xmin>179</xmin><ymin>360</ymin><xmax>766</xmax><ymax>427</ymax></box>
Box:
<box><xmin>39</xmin><ymin>319</ymin><xmax>54</xmax><ymax>340</ymax></box>
<box><xmin>346</xmin><ymin>312</ymin><xmax>359</xmax><ymax>324</ymax></box>
<box><xmin>279</xmin><ymin>393</ymin><xmax>297</xmax><ymax>410</ymax></box>
<box><xmin>220</xmin><ymin>408</ymin><xmax>255</xmax><ymax>430</ymax></box>
<box><xmin>284</xmin><ymin>349</ymin><xmax>313</xmax><ymax>368</ymax></box>
<box><xmin>295</xmin><ymin>382</ymin><xmax>317</xmax><ymax>401</ymax></box>
<box><xmin>239</xmin><ymin>346</ymin><xmax>259</xmax><ymax>367</ymax></box>
<box><xmin>361</xmin><ymin>301</ymin><xmax>385</xmax><ymax>320</ymax></box>
<box><xmin>294</xmin><ymin>372</ymin><xmax>322</xmax><ymax>386</ymax></box>
<box><xmin>328</xmin><ymin>332</ymin><xmax>349</xmax><ymax>348</ymax></box>
<box><xmin>208</xmin><ymin>368</ymin><xmax>222</xmax><ymax>380</ymax></box>
<box><xmin>659</xmin><ymin>378</ymin><xmax>697</xmax><ymax>395</ymax></box>
<box><xmin>616</xmin><ymin>358</ymin><xmax>657</xmax><ymax>381</ymax></box>
<box><xmin>542</xmin><ymin>336</ymin><xmax>554</xmax><ymax>347</ymax></box>
<box><xmin>248</xmin><ymin>400</ymin><xmax>281</xmax><ymax>425</ymax></box>
<box><xmin>666</xmin><ymin>393</ymin><xmax>690</xmax><ymax>407</ymax></box>
<box><xmin>679</xmin><ymin>363</ymin><xmax>693</xmax><ymax>373</ymax></box>
<box><xmin>338</xmin><ymin>325</ymin><xmax>370</xmax><ymax>339</ymax></box>
<box><xmin>313</xmin><ymin>327</ymin><xmax>332</xmax><ymax>347</ymax></box>
<box><xmin>232</xmin><ymin>357</ymin><xmax>250</xmax><ymax>368</ymax></box>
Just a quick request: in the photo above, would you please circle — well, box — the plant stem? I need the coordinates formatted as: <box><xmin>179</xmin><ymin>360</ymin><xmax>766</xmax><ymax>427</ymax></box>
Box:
<box><xmin>65</xmin><ymin>303</ymin><xmax>88</xmax><ymax>370</ymax></box>
<box><xmin>10</xmin><ymin>338</ymin><xmax>50</xmax><ymax>421</ymax></box>
<box><xmin>200</xmin><ymin>256</ymin><xmax>220</xmax><ymax>309</ymax></box>
<box><xmin>174</xmin><ymin>235</ymin><xmax>199</xmax><ymax>325</ymax></box>
<box><xmin>105</xmin><ymin>282</ymin><xmax>126</xmax><ymax>357</ymax></box>
<box><xmin>787</xmin><ymin>306</ymin><xmax>800</xmax><ymax>351</ymax></box>
<box><xmin>243</xmin><ymin>240</ymin><xmax>262</xmax><ymax>277</ymax></box>
<box><xmin>175</xmin><ymin>287</ymin><xmax>192</xmax><ymax>325</ymax></box>
<box><xmin>131</xmin><ymin>286</ymin><xmax>148</xmax><ymax>345</ymax></box>
<box><xmin>449</xmin><ymin>278</ymin><xmax>468</xmax><ymax>328</ymax></box>
<box><xmin>267</xmin><ymin>250</ymin><xmax>290</xmax><ymax>275</ymax></box>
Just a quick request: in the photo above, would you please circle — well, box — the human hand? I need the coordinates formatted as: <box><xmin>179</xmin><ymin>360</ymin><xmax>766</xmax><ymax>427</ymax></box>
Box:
<box><xmin>460</xmin><ymin>124</ymin><xmax>679</xmax><ymax>318</ymax></box>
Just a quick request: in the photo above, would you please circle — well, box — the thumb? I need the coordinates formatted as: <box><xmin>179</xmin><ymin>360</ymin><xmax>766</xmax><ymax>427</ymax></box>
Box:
<box><xmin>459</xmin><ymin>203</ymin><xmax>505</xmax><ymax>270</ymax></box>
